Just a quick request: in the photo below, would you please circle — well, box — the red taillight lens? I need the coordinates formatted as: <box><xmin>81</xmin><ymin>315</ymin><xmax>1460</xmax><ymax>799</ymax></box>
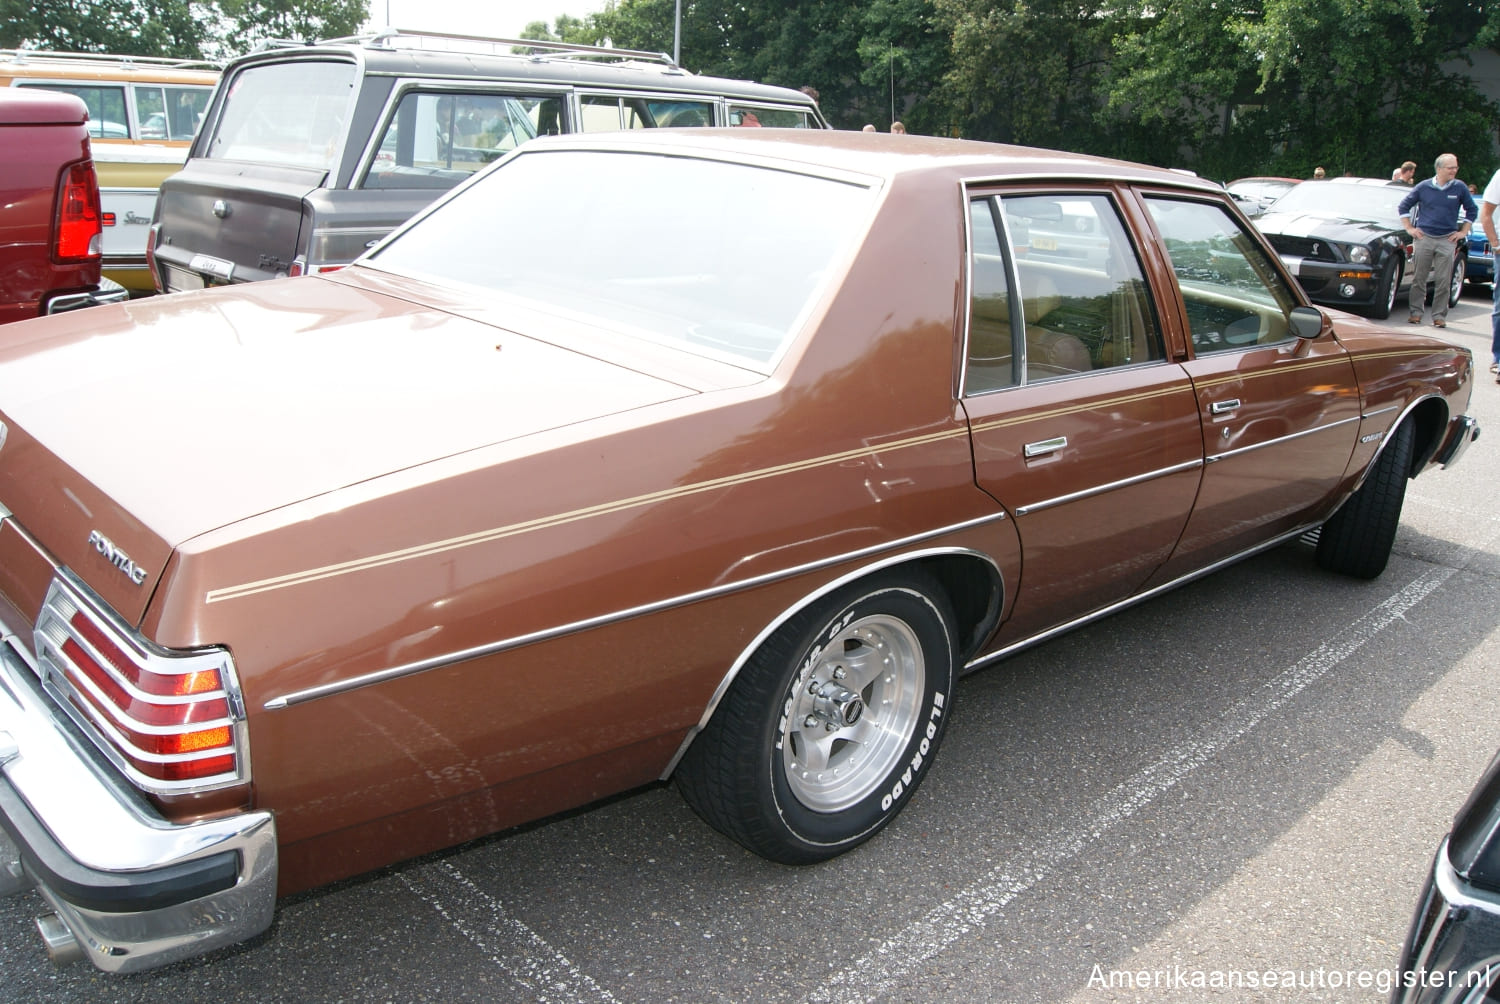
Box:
<box><xmin>55</xmin><ymin>160</ymin><xmax>103</xmax><ymax>262</ymax></box>
<box><xmin>48</xmin><ymin>602</ymin><xmax>240</xmax><ymax>787</ymax></box>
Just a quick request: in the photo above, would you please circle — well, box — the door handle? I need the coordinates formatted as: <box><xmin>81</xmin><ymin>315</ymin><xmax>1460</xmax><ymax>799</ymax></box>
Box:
<box><xmin>1023</xmin><ymin>436</ymin><xmax>1068</xmax><ymax>458</ymax></box>
<box><xmin>1210</xmin><ymin>399</ymin><xmax>1241</xmax><ymax>415</ymax></box>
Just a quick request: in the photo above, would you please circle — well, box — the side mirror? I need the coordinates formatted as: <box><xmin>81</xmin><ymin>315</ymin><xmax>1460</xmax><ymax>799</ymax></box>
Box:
<box><xmin>1289</xmin><ymin>305</ymin><xmax>1324</xmax><ymax>340</ymax></box>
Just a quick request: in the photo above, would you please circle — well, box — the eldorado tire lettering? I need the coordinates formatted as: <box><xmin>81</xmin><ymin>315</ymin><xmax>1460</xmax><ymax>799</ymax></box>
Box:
<box><xmin>880</xmin><ymin>691</ymin><xmax>947</xmax><ymax>811</ymax></box>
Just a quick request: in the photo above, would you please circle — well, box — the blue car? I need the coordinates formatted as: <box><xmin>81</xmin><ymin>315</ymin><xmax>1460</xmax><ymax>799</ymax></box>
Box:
<box><xmin>1467</xmin><ymin>229</ymin><xmax>1494</xmax><ymax>285</ymax></box>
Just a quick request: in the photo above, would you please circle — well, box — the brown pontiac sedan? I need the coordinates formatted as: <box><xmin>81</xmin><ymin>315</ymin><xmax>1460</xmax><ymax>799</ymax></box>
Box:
<box><xmin>0</xmin><ymin>129</ymin><xmax>1479</xmax><ymax>972</ymax></box>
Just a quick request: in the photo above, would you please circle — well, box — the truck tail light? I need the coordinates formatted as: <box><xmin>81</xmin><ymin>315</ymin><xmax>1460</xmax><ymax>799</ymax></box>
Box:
<box><xmin>54</xmin><ymin>160</ymin><xmax>104</xmax><ymax>262</ymax></box>
<box><xmin>34</xmin><ymin>576</ymin><xmax>247</xmax><ymax>793</ymax></box>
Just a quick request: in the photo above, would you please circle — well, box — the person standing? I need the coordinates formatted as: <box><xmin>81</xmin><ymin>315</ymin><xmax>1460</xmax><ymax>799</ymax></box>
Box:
<box><xmin>1399</xmin><ymin>153</ymin><xmax>1477</xmax><ymax>328</ymax></box>
<box><xmin>1392</xmin><ymin>160</ymin><xmax>1417</xmax><ymax>184</ymax></box>
<box><xmin>1477</xmin><ymin>166</ymin><xmax>1500</xmax><ymax>378</ymax></box>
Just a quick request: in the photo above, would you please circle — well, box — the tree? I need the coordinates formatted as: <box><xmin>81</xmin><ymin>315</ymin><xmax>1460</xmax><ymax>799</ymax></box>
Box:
<box><xmin>0</xmin><ymin>0</ymin><xmax>369</xmax><ymax>60</ymax></box>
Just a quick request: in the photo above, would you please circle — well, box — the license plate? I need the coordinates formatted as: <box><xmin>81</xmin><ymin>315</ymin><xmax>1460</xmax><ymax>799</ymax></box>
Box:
<box><xmin>1031</xmin><ymin>235</ymin><xmax>1058</xmax><ymax>251</ymax></box>
<box><xmin>189</xmin><ymin>254</ymin><xmax>235</xmax><ymax>283</ymax></box>
<box><xmin>165</xmin><ymin>266</ymin><xmax>205</xmax><ymax>292</ymax></box>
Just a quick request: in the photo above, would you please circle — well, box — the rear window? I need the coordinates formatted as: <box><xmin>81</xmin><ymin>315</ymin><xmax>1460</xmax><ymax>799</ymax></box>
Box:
<box><xmin>366</xmin><ymin>149</ymin><xmax>875</xmax><ymax>370</ymax></box>
<box><xmin>206</xmin><ymin>60</ymin><xmax>358</xmax><ymax>170</ymax></box>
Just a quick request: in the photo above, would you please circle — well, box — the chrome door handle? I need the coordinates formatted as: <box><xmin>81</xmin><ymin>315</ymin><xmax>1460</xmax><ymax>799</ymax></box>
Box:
<box><xmin>1023</xmin><ymin>436</ymin><xmax>1068</xmax><ymax>458</ymax></box>
<box><xmin>1210</xmin><ymin>399</ymin><xmax>1241</xmax><ymax>415</ymax></box>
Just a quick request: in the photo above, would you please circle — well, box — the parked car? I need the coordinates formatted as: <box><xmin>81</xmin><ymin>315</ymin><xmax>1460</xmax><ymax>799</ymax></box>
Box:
<box><xmin>0</xmin><ymin>88</ymin><xmax>129</xmax><ymax>323</ymax></box>
<box><xmin>0</xmin><ymin>129</ymin><xmax>1478</xmax><ymax>973</ymax></box>
<box><xmin>1226</xmin><ymin>175</ymin><xmax>1299</xmax><ymax>217</ymax></box>
<box><xmin>1466</xmin><ymin>228</ymin><xmax>1493</xmax><ymax>286</ymax></box>
<box><xmin>1253</xmin><ymin>177</ymin><xmax>1465</xmax><ymax>319</ymax></box>
<box><xmin>148</xmin><ymin>28</ymin><xmax>827</xmax><ymax>291</ymax></box>
<box><xmin>0</xmin><ymin>49</ymin><xmax>219</xmax><ymax>295</ymax></box>
<box><xmin>1392</xmin><ymin>747</ymin><xmax>1500</xmax><ymax>1003</ymax></box>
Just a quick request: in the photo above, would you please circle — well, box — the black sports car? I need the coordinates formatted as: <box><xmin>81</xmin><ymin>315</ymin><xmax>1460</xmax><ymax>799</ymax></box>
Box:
<box><xmin>1253</xmin><ymin>177</ymin><xmax>1464</xmax><ymax>319</ymax></box>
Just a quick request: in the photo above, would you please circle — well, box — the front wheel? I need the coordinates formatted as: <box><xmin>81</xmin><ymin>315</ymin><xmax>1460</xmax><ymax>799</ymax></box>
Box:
<box><xmin>676</xmin><ymin>571</ymin><xmax>957</xmax><ymax>864</ymax></box>
<box><xmin>1315</xmin><ymin>420</ymin><xmax>1414</xmax><ymax>579</ymax></box>
<box><xmin>1449</xmin><ymin>255</ymin><xmax>1466</xmax><ymax>305</ymax></box>
<box><xmin>1368</xmin><ymin>256</ymin><xmax>1401</xmax><ymax>319</ymax></box>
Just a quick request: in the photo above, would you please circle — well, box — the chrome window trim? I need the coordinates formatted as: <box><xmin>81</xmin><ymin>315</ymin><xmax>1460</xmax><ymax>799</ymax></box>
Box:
<box><xmin>263</xmin><ymin>513</ymin><xmax>1007</xmax><ymax>711</ymax></box>
<box><xmin>1013</xmin><ymin>458</ymin><xmax>1204</xmax><ymax>516</ymax></box>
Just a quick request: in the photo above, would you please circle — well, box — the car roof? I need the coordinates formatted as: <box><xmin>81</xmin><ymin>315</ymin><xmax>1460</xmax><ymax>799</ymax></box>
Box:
<box><xmin>227</xmin><ymin>33</ymin><xmax>818</xmax><ymax>106</ymax></box>
<box><xmin>511</xmin><ymin>127</ymin><xmax>1225</xmax><ymax>193</ymax></box>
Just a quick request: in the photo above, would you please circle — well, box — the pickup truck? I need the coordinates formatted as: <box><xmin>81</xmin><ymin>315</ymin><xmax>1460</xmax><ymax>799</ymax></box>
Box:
<box><xmin>0</xmin><ymin>88</ymin><xmax>127</xmax><ymax>323</ymax></box>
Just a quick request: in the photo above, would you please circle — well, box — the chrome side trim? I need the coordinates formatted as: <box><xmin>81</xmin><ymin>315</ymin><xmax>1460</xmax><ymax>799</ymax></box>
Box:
<box><xmin>659</xmin><ymin>545</ymin><xmax>1004</xmax><ymax>779</ymax></box>
<box><xmin>1014</xmin><ymin>458</ymin><xmax>1202</xmax><ymax>517</ymax></box>
<box><xmin>1362</xmin><ymin>404</ymin><xmax>1399</xmax><ymax>419</ymax></box>
<box><xmin>963</xmin><ymin>522</ymin><xmax>1317</xmax><ymax>672</ymax></box>
<box><xmin>1205</xmin><ymin>414</ymin><xmax>1361</xmax><ymax>464</ymax></box>
<box><xmin>264</xmin><ymin>512</ymin><xmax>1009</xmax><ymax>710</ymax></box>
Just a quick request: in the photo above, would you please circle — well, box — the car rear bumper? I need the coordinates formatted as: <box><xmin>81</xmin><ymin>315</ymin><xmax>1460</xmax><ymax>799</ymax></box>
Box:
<box><xmin>1392</xmin><ymin>840</ymin><xmax>1500</xmax><ymax>1003</ymax></box>
<box><xmin>0</xmin><ymin>629</ymin><xmax>276</xmax><ymax>973</ymax></box>
<box><xmin>44</xmin><ymin>278</ymin><xmax>130</xmax><ymax>314</ymax></box>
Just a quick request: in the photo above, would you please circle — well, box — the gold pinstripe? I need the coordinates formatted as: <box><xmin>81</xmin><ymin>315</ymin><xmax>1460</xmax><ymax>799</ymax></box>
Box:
<box><xmin>205</xmin><ymin>425</ymin><xmax>974</xmax><ymax>604</ymax></box>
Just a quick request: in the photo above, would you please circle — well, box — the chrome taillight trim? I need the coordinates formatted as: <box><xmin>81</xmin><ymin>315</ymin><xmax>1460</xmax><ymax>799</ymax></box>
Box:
<box><xmin>32</xmin><ymin>573</ymin><xmax>250</xmax><ymax>794</ymax></box>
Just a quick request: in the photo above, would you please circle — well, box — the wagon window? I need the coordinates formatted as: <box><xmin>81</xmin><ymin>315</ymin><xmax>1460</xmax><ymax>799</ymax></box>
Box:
<box><xmin>1143</xmin><ymin>197</ymin><xmax>1302</xmax><ymax>354</ymax></box>
<box><xmin>22</xmin><ymin>83</ymin><xmax>128</xmax><ymax>139</ymax></box>
<box><xmin>965</xmin><ymin>192</ymin><xmax>1164</xmax><ymax>394</ymax></box>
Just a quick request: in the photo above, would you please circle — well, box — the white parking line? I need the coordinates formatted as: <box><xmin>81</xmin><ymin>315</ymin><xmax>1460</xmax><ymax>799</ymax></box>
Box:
<box><xmin>804</xmin><ymin>565</ymin><xmax>1457</xmax><ymax>1004</ymax></box>
<box><xmin>400</xmin><ymin>860</ymin><xmax>620</xmax><ymax>1003</ymax></box>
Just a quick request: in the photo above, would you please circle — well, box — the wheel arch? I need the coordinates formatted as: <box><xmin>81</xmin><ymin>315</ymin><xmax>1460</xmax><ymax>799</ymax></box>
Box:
<box><xmin>660</xmin><ymin>547</ymin><xmax>1003</xmax><ymax>780</ymax></box>
<box><xmin>1405</xmin><ymin>394</ymin><xmax>1453</xmax><ymax>475</ymax></box>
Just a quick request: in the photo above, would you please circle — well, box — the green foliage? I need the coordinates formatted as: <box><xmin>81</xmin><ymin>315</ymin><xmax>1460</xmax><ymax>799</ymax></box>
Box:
<box><xmin>0</xmin><ymin>0</ymin><xmax>369</xmax><ymax>60</ymax></box>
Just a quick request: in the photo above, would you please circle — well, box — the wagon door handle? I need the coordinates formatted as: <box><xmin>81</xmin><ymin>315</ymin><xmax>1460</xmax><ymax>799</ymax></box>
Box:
<box><xmin>1024</xmin><ymin>436</ymin><xmax>1068</xmax><ymax>458</ymax></box>
<box><xmin>1210</xmin><ymin>399</ymin><xmax>1241</xmax><ymax>415</ymax></box>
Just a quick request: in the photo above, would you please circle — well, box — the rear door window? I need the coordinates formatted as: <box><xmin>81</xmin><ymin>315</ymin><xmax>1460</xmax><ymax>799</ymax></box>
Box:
<box><xmin>363</xmin><ymin>91</ymin><xmax>548</xmax><ymax>188</ymax></box>
<box><xmin>206</xmin><ymin>60</ymin><xmax>358</xmax><ymax>170</ymax></box>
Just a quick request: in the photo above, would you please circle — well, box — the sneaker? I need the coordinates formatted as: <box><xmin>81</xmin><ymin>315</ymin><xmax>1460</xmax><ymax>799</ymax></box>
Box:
<box><xmin>1489</xmin><ymin>362</ymin><xmax>1497</xmax><ymax>373</ymax></box>
<box><xmin>1433</xmin><ymin>319</ymin><xmax>1447</xmax><ymax>328</ymax></box>
<box><xmin>1407</xmin><ymin>315</ymin><xmax>1422</xmax><ymax>324</ymax></box>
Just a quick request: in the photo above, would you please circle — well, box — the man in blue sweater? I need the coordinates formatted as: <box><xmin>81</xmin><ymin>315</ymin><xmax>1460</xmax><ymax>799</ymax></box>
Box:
<box><xmin>1399</xmin><ymin>153</ymin><xmax>1477</xmax><ymax>328</ymax></box>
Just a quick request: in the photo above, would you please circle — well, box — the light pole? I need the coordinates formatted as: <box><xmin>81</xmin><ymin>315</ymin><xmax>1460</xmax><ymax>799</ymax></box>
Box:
<box><xmin>674</xmin><ymin>0</ymin><xmax>682</xmax><ymax>65</ymax></box>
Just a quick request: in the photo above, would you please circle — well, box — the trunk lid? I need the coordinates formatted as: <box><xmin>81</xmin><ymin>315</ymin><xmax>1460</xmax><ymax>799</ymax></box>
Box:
<box><xmin>0</xmin><ymin>277</ymin><xmax>701</xmax><ymax>625</ymax></box>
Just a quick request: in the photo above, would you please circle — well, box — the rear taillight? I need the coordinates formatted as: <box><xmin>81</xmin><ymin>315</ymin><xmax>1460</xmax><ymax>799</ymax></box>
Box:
<box><xmin>54</xmin><ymin>160</ymin><xmax>104</xmax><ymax>263</ymax></box>
<box><xmin>35</xmin><ymin>576</ymin><xmax>247</xmax><ymax>793</ymax></box>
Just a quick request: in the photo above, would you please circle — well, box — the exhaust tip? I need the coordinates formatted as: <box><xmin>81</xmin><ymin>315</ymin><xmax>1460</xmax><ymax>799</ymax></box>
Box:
<box><xmin>35</xmin><ymin>912</ymin><xmax>84</xmax><ymax>965</ymax></box>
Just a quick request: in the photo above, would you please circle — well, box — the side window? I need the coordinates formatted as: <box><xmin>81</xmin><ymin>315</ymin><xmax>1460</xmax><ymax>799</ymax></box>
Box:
<box><xmin>163</xmin><ymin>86</ymin><xmax>211</xmax><ymax>140</ymax></box>
<box><xmin>364</xmin><ymin>91</ymin><xmax>545</xmax><ymax>189</ymax></box>
<box><xmin>642</xmin><ymin>98</ymin><xmax>713</xmax><ymax>128</ymax></box>
<box><xmin>965</xmin><ymin>192</ymin><xmax>1164</xmax><ymax>394</ymax></box>
<box><xmin>23</xmin><ymin>83</ymin><xmax>128</xmax><ymax>138</ymax></box>
<box><xmin>1143</xmin><ymin>197</ymin><xmax>1302</xmax><ymax>353</ymax></box>
<box><xmin>580</xmin><ymin>95</ymin><xmax>626</xmax><ymax>131</ymax></box>
<box><xmin>728</xmin><ymin>105</ymin><xmax>814</xmax><ymax>128</ymax></box>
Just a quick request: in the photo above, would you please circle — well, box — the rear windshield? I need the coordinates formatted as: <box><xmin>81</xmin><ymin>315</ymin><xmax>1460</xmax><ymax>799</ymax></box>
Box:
<box><xmin>206</xmin><ymin>60</ymin><xmax>358</xmax><ymax>170</ymax></box>
<box><xmin>366</xmin><ymin>149</ymin><xmax>875</xmax><ymax>370</ymax></box>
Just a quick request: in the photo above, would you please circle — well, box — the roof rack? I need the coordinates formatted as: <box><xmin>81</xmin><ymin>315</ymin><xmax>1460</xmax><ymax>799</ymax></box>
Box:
<box><xmin>316</xmin><ymin>28</ymin><xmax>679</xmax><ymax>69</ymax></box>
<box><xmin>0</xmin><ymin>48</ymin><xmax>220</xmax><ymax>71</ymax></box>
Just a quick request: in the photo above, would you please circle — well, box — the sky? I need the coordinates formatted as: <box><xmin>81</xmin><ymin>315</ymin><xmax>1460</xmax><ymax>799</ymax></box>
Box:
<box><xmin>367</xmin><ymin>0</ymin><xmax>609</xmax><ymax>40</ymax></box>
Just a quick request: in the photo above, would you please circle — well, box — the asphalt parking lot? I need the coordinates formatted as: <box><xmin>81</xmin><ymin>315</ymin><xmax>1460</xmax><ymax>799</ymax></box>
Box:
<box><xmin>3</xmin><ymin>285</ymin><xmax>1499</xmax><ymax>1003</ymax></box>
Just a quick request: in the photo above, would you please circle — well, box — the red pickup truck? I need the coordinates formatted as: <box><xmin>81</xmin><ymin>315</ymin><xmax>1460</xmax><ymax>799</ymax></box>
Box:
<box><xmin>0</xmin><ymin>88</ymin><xmax>127</xmax><ymax>323</ymax></box>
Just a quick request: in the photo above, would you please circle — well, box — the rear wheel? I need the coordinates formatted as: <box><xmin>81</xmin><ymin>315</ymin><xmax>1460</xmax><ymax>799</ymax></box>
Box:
<box><xmin>676</xmin><ymin>571</ymin><xmax>957</xmax><ymax>864</ymax></box>
<box><xmin>1315</xmin><ymin>420</ymin><xmax>1414</xmax><ymax>579</ymax></box>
